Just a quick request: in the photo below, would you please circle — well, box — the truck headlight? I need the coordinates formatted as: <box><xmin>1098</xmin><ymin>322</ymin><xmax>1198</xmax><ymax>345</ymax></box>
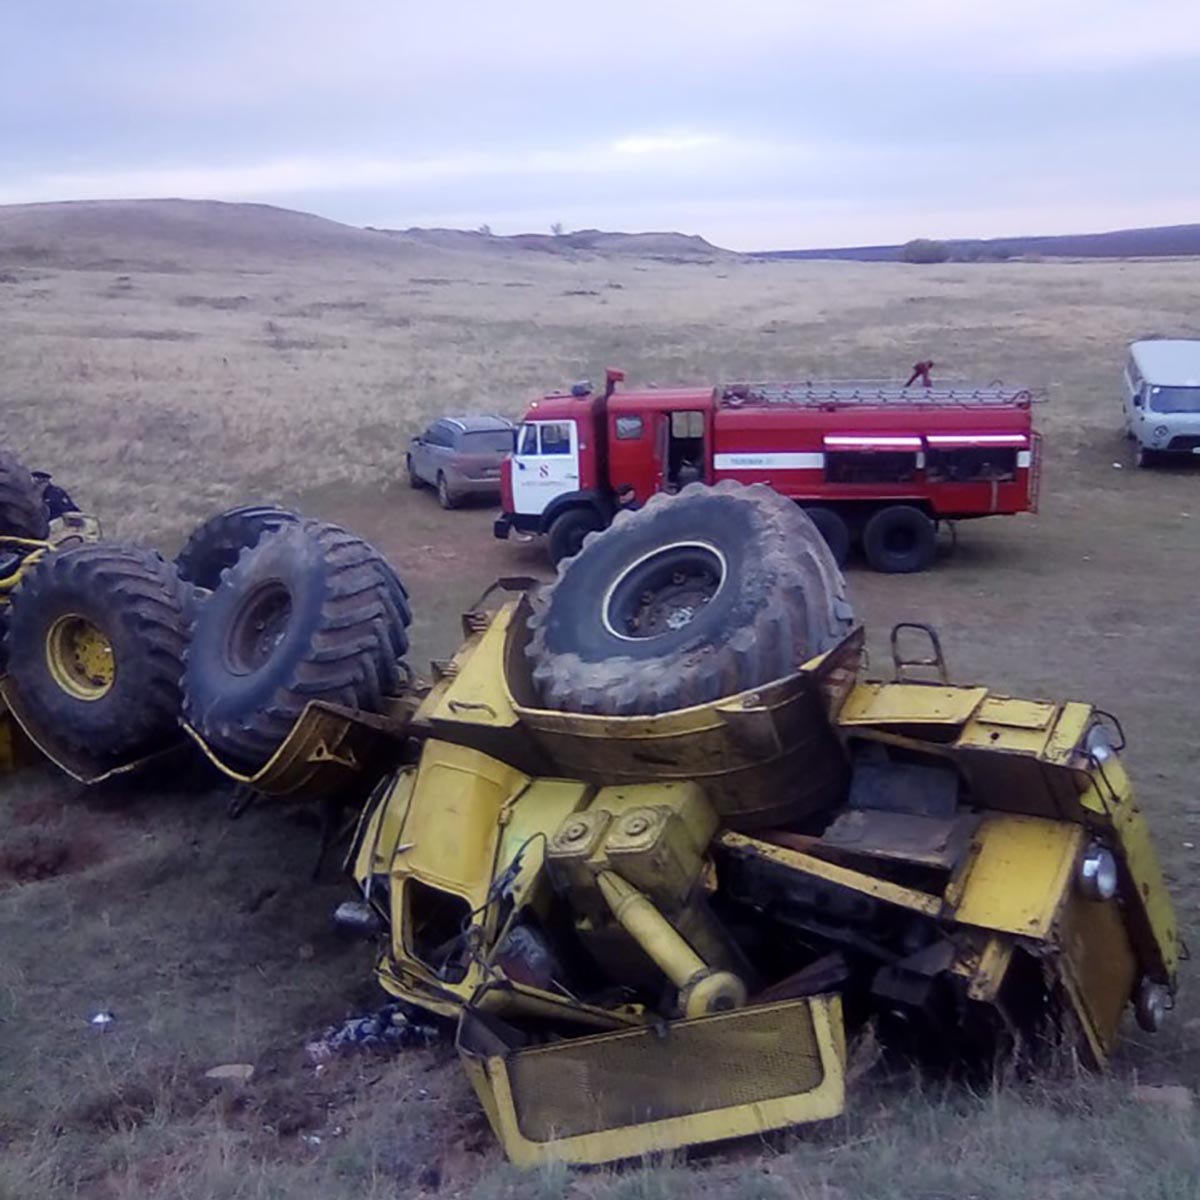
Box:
<box><xmin>1078</xmin><ymin>843</ymin><xmax>1118</xmax><ymax>901</ymax></box>
<box><xmin>1084</xmin><ymin>723</ymin><xmax>1114</xmax><ymax>762</ymax></box>
<box><xmin>1135</xmin><ymin>979</ymin><xmax>1171</xmax><ymax>1032</ymax></box>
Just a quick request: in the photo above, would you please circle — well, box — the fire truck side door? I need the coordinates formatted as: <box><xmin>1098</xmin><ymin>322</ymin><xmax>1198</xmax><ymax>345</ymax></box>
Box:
<box><xmin>511</xmin><ymin>420</ymin><xmax>580</xmax><ymax>516</ymax></box>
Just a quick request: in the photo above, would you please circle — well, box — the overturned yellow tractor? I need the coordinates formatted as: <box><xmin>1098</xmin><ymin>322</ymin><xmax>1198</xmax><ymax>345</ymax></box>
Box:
<box><xmin>339</xmin><ymin>483</ymin><xmax>1179</xmax><ymax>1166</ymax></box>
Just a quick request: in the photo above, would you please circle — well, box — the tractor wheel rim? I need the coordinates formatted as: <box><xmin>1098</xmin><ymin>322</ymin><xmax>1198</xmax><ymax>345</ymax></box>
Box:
<box><xmin>225</xmin><ymin>581</ymin><xmax>293</xmax><ymax>674</ymax></box>
<box><xmin>602</xmin><ymin>541</ymin><xmax>726</xmax><ymax>641</ymax></box>
<box><xmin>46</xmin><ymin>613</ymin><xmax>115</xmax><ymax>700</ymax></box>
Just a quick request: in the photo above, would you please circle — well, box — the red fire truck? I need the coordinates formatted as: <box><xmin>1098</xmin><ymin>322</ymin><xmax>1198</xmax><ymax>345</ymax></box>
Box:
<box><xmin>494</xmin><ymin>366</ymin><xmax>1040</xmax><ymax>572</ymax></box>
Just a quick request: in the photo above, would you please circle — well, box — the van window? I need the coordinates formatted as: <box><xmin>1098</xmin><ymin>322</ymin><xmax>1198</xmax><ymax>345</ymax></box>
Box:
<box><xmin>539</xmin><ymin>423</ymin><xmax>573</xmax><ymax>455</ymax></box>
<box><xmin>1147</xmin><ymin>386</ymin><xmax>1200</xmax><ymax>414</ymax></box>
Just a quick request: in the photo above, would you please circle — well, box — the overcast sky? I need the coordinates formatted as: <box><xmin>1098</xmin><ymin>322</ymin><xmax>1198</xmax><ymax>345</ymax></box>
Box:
<box><xmin>3</xmin><ymin>1</ymin><xmax>1198</xmax><ymax>250</ymax></box>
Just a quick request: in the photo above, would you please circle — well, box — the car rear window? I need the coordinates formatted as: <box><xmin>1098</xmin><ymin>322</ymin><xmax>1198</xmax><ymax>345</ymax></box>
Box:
<box><xmin>461</xmin><ymin>430</ymin><xmax>515</xmax><ymax>453</ymax></box>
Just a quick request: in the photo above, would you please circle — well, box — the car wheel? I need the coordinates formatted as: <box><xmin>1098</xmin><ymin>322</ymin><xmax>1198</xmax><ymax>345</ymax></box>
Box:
<box><xmin>1135</xmin><ymin>445</ymin><xmax>1156</xmax><ymax>469</ymax></box>
<box><xmin>407</xmin><ymin>456</ymin><xmax>422</xmax><ymax>488</ymax></box>
<box><xmin>862</xmin><ymin>505</ymin><xmax>937</xmax><ymax>574</ymax></box>
<box><xmin>437</xmin><ymin>473</ymin><xmax>457</xmax><ymax>509</ymax></box>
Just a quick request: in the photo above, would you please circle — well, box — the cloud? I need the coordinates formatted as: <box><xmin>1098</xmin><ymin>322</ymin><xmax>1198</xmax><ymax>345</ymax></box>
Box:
<box><xmin>0</xmin><ymin>131</ymin><xmax>820</xmax><ymax>207</ymax></box>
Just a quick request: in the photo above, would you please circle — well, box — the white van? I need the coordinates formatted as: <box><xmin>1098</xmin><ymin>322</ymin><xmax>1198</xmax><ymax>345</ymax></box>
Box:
<box><xmin>1124</xmin><ymin>340</ymin><xmax>1200</xmax><ymax>467</ymax></box>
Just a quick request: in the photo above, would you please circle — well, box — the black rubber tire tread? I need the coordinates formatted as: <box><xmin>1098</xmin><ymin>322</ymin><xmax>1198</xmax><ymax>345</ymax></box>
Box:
<box><xmin>802</xmin><ymin>506</ymin><xmax>851</xmax><ymax>567</ymax></box>
<box><xmin>175</xmin><ymin>504</ymin><xmax>300</xmax><ymax>589</ymax></box>
<box><xmin>182</xmin><ymin>519</ymin><xmax>412</xmax><ymax>769</ymax></box>
<box><xmin>547</xmin><ymin>507</ymin><xmax>604</xmax><ymax>564</ymax></box>
<box><xmin>0</xmin><ymin>449</ymin><xmax>50</xmax><ymax>540</ymax></box>
<box><xmin>526</xmin><ymin>481</ymin><xmax>855</xmax><ymax>715</ymax></box>
<box><xmin>862</xmin><ymin>505</ymin><xmax>937</xmax><ymax>574</ymax></box>
<box><xmin>3</xmin><ymin>543</ymin><xmax>191</xmax><ymax>756</ymax></box>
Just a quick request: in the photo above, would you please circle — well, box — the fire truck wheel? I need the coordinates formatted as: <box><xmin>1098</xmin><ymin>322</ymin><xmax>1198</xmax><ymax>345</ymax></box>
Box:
<box><xmin>526</xmin><ymin>481</ymin><xmax>854</xmax><ymax>715</ymax></box>
<box><xmin>862</xmin><ymin>505</ymin><xmax>936</xmax><ymax>574</ymax></box>
<box><xmin>547</xmin><ymin>507</ymin><xmax>604</xmax><ymax>563</ymax></box>
<box><xmin>802</xmin><ymin>506</ymin><xmax>850</xmax><ymax>566</ymax></box>
<box><xmin>182</xmin><ymin>519</ymin><xmax>411</xmax><ymax>769</ymax></box>
<box><xmin>175</xmin><ymin>504</ymin><xmax>299</xmax><ymax>591</ymax></box>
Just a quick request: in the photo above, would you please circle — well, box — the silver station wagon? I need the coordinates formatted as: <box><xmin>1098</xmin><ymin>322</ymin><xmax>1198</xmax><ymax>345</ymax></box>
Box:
<box><xmin>1124</xmin><ymin>340</ymin><xmax>1200</xmax><ymax>468</ymax></box>
<box><xmin>407</xmin><ymin>415</ymin><xmax>515</xmax><ymax>508</ymax></box>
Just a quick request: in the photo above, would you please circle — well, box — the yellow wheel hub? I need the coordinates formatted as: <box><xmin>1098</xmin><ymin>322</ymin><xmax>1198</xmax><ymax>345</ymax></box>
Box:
<box><xmin>46</xmin><ymin>614</ymin><xmax>115</xmax><ymax>700</ymax></box>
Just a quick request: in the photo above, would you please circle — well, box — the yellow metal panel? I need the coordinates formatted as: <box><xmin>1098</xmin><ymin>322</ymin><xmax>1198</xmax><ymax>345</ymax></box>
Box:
<box><xmin>1078</xmin><ymin>762</ymin><xmax>1179</xmax><ymax>984</ymax></box>
<box><xmin>399</xmin><ymin>740</ymin><xmax>529</xmax><ymax>901</ymax></box>
<box><xmin>1057</xmin><ymin>889</ymin><xmax>1139</xmax><ymax>1063</ymax></box>
<box><xmin>965</xmin><ymin>937</ymin><xmax>1014</xmax><ymax>1003</ymax></box>
<box><xmin>351</xmin><ymin>768</ymin><xmax>416</xmax><ymax>886</ymax></box>
<box><xmin>952</xmin><ymin>815</ymin><xmax>1082</xmax><ymax>937</ymax></box>
<box><xmin>465</xmin><ymin>995</ymin><xmax>846</xmax><ymax>1166</ymax></box>
<box><xmin>420</xmin><ymin>605</ymin><xmax>521</xmax><ymax>731</ymax></box>
<box><xmin>971</xmin><ymin>696</ymin><xmax>1057</xmax><ymax>730</ymax></box>
<box><xmin>496</xmin><ymin>777</ymin><xmax>592</xmax><ymax>904</ymax></box>
<box><xmin>717</xmin><ymin>832</ymin><xmax>943</xmax><ymax>917</ymax></box>
<box><xmin>1043</xmin><ymin>702</ymin><xmax>1093</xmax><ymax>765</ymax></box>
<box><xmin>839</xmin><ymin>683</ymin><xmax>988</xmax><ymax>727</ymax></box>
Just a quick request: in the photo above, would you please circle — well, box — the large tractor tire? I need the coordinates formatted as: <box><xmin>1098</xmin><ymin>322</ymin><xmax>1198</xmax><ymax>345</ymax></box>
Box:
<box><xmin>175</xmin><ymin>504</ymin><xmax>299</xmax><ymax>590</ymax></box>
<box><xmin>526</xmin><ymin>481</ymin><xmax>855</xmax><ymax>715</ymax></box>
<box><xmin>3</xmin><ymin>544</ymin><xmax>191</xmax><ymax>757</ymax></box>
<box><xmin>182</xmin><ymin>519</ymin><xmax>411</xmax><ymax>770</ymax></box>
<box><xmin>0</xmin><ymin>450</ymin><xmax>50</xmax><ymax>540</ymax></box>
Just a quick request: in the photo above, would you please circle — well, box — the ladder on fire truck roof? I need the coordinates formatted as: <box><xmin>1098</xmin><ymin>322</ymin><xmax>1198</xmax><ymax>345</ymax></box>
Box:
<box><xmin>719</xmin><ymin>381</ymin><xmax>1038</xmax><ymax>409</ymax></box>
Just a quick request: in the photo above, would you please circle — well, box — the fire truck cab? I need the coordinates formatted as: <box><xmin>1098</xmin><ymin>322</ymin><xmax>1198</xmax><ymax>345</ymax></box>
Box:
<box><xmin>494</xmin><ymin>367</ymin><xmax>1039</xmax><ymax>572</ymax></box>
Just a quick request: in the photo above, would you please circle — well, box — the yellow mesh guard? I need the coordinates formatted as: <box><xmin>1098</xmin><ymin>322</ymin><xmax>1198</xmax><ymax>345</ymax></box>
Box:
<box><xmin>508</xmin><ymin>1001</ymin><xmax>823</xmax><ymax>1141</ymax></box>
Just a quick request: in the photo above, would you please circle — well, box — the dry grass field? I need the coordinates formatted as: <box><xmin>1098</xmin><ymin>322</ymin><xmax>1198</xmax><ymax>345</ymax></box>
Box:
<box><xmin>2</xmin><ymin>201</ymin><xmax>1199</xmax><ymax>1198</ymax></box>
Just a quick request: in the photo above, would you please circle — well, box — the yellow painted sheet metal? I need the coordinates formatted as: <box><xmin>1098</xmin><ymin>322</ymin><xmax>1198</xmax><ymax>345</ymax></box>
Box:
<box><xmin>1</xmin><ymin>675</ymin><xmax>178</xmax><ymax>784</ymax></box>
<box><xmin>952</xmin><ymin>814</ymin><xmax>1082</xmax><ymax>937</ymax></box>
<box><xmin>350</xmin><ymin>768</ymin><xmax>417</xmax><ymax>887</ymax></box>
<box><xmin>398</xmin><ymin>740</ymin><xmax>529</xmax><ymax>901</ymax></box>
<box><xmin>718</xmin><ymin>831</ymin><xmax>944</xmax><ymax>917</ymax></box>
<box><xmin>496</xmin><ymin>777</ymin><xmax>592</xmax><ymax>905</ymax></box>
<box><xmin>1078</xmin><ymin>760</ymin><xmax>1178</xmax><ymax>984</ymax></box>
<box><xmin>1043</xmin><ymin>702</ymin><xmax>1093</xmax><ymax>764</ymax></box>
<box><xmin>183</xmin><ymin>698</ymin><xmax>411</xmax><ymax>800</ymax></box>
<box><xmin>838</xmin><ymin>683</ymin><xmax>988</xmax><ymax>727</ymax></box>
<box><xmin>419</xmin><ymin>604</ymin><xmax>521</xmax><ymax>730</ymax></box>
<box><xmin>1057</xmin><ymin>888</ymin><xmax>1140</xmax><ymax>1064</ymax></box>
<box><xmin>460</xmin><ymin>995</ymin><xmax>846</xmax><ymax>1166</ymax></box>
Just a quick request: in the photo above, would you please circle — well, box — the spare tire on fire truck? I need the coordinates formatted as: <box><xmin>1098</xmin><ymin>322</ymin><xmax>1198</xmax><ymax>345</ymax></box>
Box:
<box><xmin>525</xmin><ymin>481</ymin><xmax>855</xmax><ymax>715</ymax></box>
<box><xmin>181</xmin><ymin>518</ymin><xmax>412</xmax><ymax>770</ymax></box>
